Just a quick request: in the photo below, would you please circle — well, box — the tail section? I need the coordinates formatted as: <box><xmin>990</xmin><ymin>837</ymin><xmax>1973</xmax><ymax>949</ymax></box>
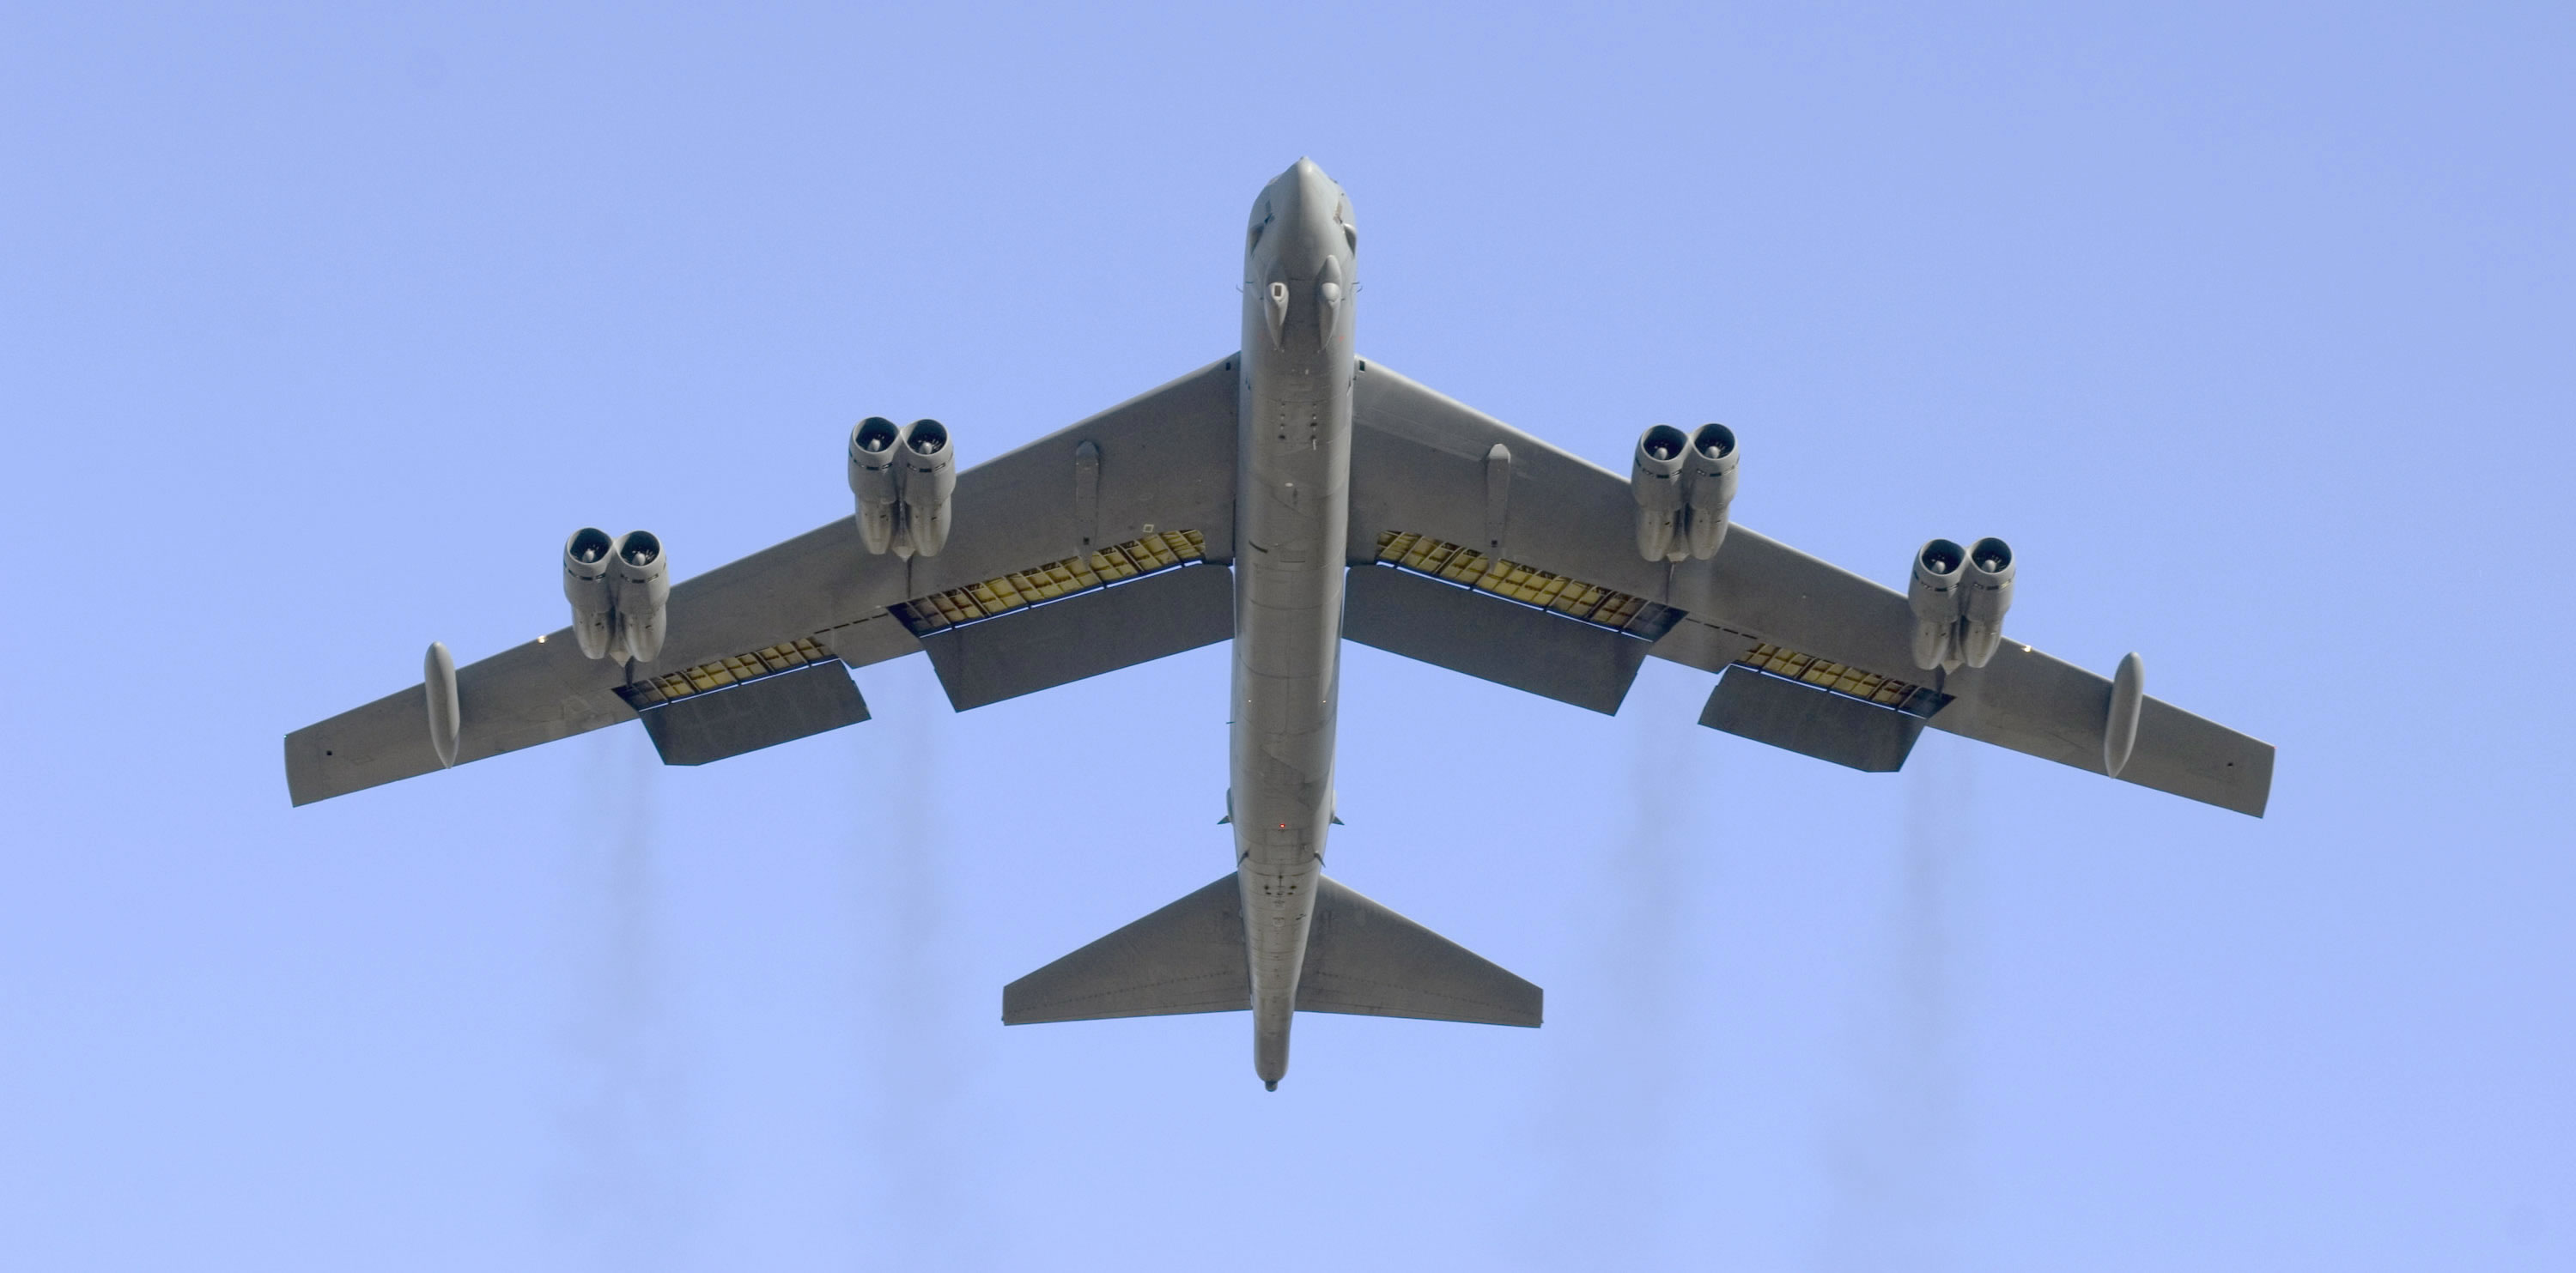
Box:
<box><xmin>1297</xmin><ymin>876</ymin><xmax>1542</xmax><ymax>1027</ymax></box>
<box><xmin>1002</xmin><ymin>875</ymin><xmax>1250</xmax><ymax>1024</ymax></box>
<box><xmin>1002</xmin><ymin>872</ymin><xmax>1541</xmax><ymax>1029</ymax></box>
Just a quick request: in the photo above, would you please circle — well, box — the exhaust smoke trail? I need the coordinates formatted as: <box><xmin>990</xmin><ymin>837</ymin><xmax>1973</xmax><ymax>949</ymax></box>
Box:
<box><xmin>843</xmin><ymin>663</ymin><xmax>975</xmax><ymax>1266</ymax></box>
<box><xmin>557</xmin><ymin>727</ymin><xmax>695</xmax><ymax>1272</ymax></box>
<box><xmin>1813</xmin><ymin>742</ymin><xmax>1975</xmax><ymax>1272</ymax></box>
<box><xmin>1527</xmin><ymin>700</ymin><xmax>1695</xmax><ymax>1268</ymax></box>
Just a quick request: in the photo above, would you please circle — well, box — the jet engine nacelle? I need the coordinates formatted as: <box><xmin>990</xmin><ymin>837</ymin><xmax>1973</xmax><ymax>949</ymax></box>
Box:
<box><xmin>1957</xmin><ymin>536</ymin><xmax>2014</xmax><ymax>668</ymax></box>
<box><xmin>847</xmin><ymin>417</ymin><xmax>956</xmax><ymax>558</ymax></box>
<box><xmin>1905</xmin><ymin>535</ymin><xmax>2015</xmax><ymax>670</ymax></box>
<box><xmin>898</xmin><ymin>419</ymin><xmax>955</xmax><ymax>559</ymax></box>
<box><xmin>1634</xmin><ymin>423</ymin><xmax>1740</xmax><ymax>562</ymax></box>
<box><xmin>1908</xmin><ymin>538</ymin><xmax>1965</xmax><ymax>670</ymax></box>
<box><xmin>1681</xmin><ymin>423</ymin><xmax>1738</xmax><ymax>560</ymax></box>
<box><xmin>562</xmin><ymin>527</ymin><xmax>617</xmax><ymax>660</ymax></box>
<box><xmin>610</xmin><ymin>530</ymin><xmax>669</xmax><ymax>663</ymax></box>
<box><xmin>1631</xmin><ymin>425</ymin><xmax>1688</xmax><ymax>561</ymax></box>
<box><xmin>847</xmin><ymin>416</ymin><xmax>902</xmax><ymax>555</ymax></box>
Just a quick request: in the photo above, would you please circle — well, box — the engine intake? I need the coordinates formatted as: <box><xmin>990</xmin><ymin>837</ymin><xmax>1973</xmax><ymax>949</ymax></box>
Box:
<box><xmin>1634</xmin><ymin>423</ymin><xmax>1740</xmax><ymax>561</ymax></box>
<box><xmin>847</xmin><ymin>416</ymin><xmax>902</xmax><ymax>555</ymax></box>
<box><xmin>1958</xmin><ymin>536</ymin><xmax>2014</xmax><ymax>668</ymax></box>
<box><xmin>611</xmin><ymin>530</ymin><xmax>669</xmax><ymax>664</ymax></box>
<box><xmin>1631</xmin><ymin>425</ymin><xmax>1688</xmax><ymax>561</ymax></box>
<box><xmin>1681</xmin><ymin>423</ymin><xmax>1738</xmax><ymax>559</ymax></box>
<box><xmin>1905</xmin><ymin>535</ymin><xmax>2014</xmax><ymax>670</ymax></box>
<box><xmin>562</xmin><ymin>527</ymin><xmax>616</xmax><ymax>659</ymax></box>
<box><xmin>1907</xmin><ymin>538</ymin><xmax>1965</xmax><ymax>670</ymax></box>
<box><xmin>899</xmin><ymin>419</ymin><xmax>955</xmax><ymax>559</ymax></box>
<box><xmin>846</xmin><ymin>416</ymin><xmax>957</xmax><ymax>558</ymax></box>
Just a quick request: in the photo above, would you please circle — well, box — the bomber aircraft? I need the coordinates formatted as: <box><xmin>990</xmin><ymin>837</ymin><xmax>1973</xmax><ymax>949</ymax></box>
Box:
<box><xmin>287</xmin><ymin>158</ymin><xmax>2272</xmax><ymax>1089</ymax></box>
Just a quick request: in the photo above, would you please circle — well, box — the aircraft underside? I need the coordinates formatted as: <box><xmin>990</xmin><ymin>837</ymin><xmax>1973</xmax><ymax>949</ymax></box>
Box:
<box><xmin>285</xmin><ymin>158</ymin><xmax>2272</xmax><ymax>1088</ymax></box>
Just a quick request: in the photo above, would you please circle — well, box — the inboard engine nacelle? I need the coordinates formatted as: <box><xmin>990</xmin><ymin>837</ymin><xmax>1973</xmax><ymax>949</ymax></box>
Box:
<box><xmin>847</xmin><ymin>416</ymin><xmax>955</xmax><ymax>558</ymax></box>
<box><xmin>1632</xmin><ymin>423</ymin><xmax>1737</xmax><ymax>561</ymax></box>
<box><xmin>562</xmin><ymin>527</ymin><xmax>669</xmax><ymax>663</ymax></box>
<box><xmin>1907</xmin><ymin>536</ymin><xmax>2014</xmax><ymax>670</ymax></box>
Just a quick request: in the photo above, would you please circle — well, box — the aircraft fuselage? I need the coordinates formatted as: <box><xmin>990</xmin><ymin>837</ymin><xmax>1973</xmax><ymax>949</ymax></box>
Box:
<box><xmin>1231</xmin><ymin>158</ymin><xmax>1358</xmax><ymax>1088</ymax></box>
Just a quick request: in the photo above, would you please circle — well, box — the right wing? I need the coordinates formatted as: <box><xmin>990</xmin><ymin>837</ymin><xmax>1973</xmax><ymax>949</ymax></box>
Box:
<box><xmin>1346</xmin><ymin>361</ymin><xmax>2273</xmax><ymax>816</ymax></box>
<box><xmin>285</xmin><ymin>356</ymin><xmax>1243</xmax><ymax>805</ymax></box>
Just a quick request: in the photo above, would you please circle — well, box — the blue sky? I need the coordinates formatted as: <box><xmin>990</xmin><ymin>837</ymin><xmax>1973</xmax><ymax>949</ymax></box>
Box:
<box><xmin>3</xmin><ymin>3</ymin><xmax>2569</xmax><ymax>1270</ymax></box>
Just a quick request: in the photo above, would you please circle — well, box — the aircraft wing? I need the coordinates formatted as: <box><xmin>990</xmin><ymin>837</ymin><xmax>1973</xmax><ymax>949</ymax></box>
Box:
<box><xmin>284</xmin><ymin>356</ymin><xmax>1243</xmax><ymax>805</ymax></box>
<box><xmin>1345</xmin><ymin>360</ymin><xmax>2274</xmax><ymax>817</ymax></box>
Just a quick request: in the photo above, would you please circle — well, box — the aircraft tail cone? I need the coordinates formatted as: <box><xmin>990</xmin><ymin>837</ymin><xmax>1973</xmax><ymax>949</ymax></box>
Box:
<box><xmin>1265</xmin><ymin>1081</ymin><xmax>1279</xmax><ymax>1092</ymax></box>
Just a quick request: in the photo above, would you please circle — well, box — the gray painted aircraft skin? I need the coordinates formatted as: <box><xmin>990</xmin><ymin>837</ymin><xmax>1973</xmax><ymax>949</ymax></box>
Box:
<box><xmin>1232</xmin><ymin>159</ymin><xmax>1358</xmax><ymax>1088</ymax></box>
<box><xmin>285</xmin><ymin>158</ymin><xmax>2273</xmax><ymax>1089</ymax></box>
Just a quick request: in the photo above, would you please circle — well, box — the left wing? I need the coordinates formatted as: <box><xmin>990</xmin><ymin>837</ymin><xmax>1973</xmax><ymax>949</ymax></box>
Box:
<box><xmin>1345</xmin><ymin>361</ymin><xmax>2274</xmax><ymax>816</ymax></box>
<box><xmin>286</xmin><ymin>356</ymin><xmax>1242</xmax><ymax>804</ymax></box>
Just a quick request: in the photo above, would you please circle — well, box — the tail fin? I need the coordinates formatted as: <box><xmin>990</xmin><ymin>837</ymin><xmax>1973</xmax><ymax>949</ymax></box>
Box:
<box><xmin>1001</xmin><ymin>873</ymin><xmax>1540</xmax><ymax>1028</ymax></box>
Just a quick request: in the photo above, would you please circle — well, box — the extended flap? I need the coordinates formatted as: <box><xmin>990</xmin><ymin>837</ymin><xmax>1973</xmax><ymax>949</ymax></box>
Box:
<box><xmin>1343</xmin><ymin>563</ymin><xmax>1665</xmax><ymax>715</ymax></box>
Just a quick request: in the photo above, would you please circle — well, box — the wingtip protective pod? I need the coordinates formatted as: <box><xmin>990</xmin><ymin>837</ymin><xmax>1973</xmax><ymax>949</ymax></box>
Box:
<box><xmin>423</xmin><ymin>640</ymin><xmax>460</xmax><ymax>768</ymax></box>
<box><xmin>2105</xmin><ymin>652</ymin><xmax>2145</xmax><ymax>777</ymax></box>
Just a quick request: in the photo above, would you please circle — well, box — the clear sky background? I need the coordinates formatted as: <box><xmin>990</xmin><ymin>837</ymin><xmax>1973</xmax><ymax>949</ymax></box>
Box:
<box><xmin>3</xmin><ymin>3</ymin><xmax>2569</xmax><ymax>1270</ymax></box>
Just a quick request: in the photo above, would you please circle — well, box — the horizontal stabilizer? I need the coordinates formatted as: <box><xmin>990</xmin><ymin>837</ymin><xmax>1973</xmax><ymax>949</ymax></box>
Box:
<box><xmin>1298</xmin><ymin>876</ymin><xmax>1541</xmax><ymax>1027</ymax></box>
<box><xmin>1002</xmin><ymin>875</ymin><xmax>1250</xmax><ymax>1024</ymax></box>
<box><xmin>1002</xmin><ymin>872</ymin><xmax>1540</xmax><ymax>1028</ymax></box>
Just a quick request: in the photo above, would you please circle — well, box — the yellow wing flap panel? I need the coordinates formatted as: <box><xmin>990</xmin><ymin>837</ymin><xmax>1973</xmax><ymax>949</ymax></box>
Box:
<box><xmin>1373</xmin><ymin>531</ymin><xmax>1680</xmax><ymax>640</ymax></box>
<box><xmin>610</xmin><ymin>636</ymin><xmax>872</xmax><ymax>767</ymax></box>
<box><xmin>617</xmin><ymin>637</ymin><xmax>839</xmax><ymax>709</ymax></box>
<box><xmin>1735</xmin><ymin>642</ymin><xmax>1947</xmax><ymax>718</ymax></box>
<box><xmin>1698</xmin><ymin>643</ymin><xmax>1952</xmax><ymax>773</ymax></box>
<box><xmin>892</xmin><ymin>529</ymin><xmax>1206</xmax><ymax>636</ymax></box>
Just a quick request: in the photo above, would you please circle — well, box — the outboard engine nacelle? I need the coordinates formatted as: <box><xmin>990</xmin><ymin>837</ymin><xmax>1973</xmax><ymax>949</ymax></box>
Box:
<box><xmin>610</xmin><ymin>530</ymin><xmax>669</xmax><ymax>663</ymax></box>
<box><xmin>898</xmin><ymin>419</ymin><xmax>955</xmax><ymax>559</ymax></box>
<box><xmin>1681</xmin><ymin>423</ymin><xmax>1738</xmax><ymax>560</ymax></box>
<box><xmin>846</xmin><ymin>416</ymin><xmax>902</xmax><ymax>555</ymax></box>
<box><xmin>1631</xmin><ymin>425</ymin><xmax>1688</xmax><ymax>561</ymax></box>
<box><xmin>1908</xmin><ymin>538</ymin><xmax>1965</xmax><ymax>670</ymax></box>
<box><xmin>846</xmin><ymin>417</ymin><xmax>957</xmax><ymax>558</ymax></box>
<box><xmin>1957</xmin><ymin>536</ymin><xmax>2014</xmax><ymax>668</ymax></box>
<box><xmin>562</xmin><ymin>527</ymin><xmax>617</xmax><ymax>660</ymax></box>
<box><xmin>1906</xmin><ymin>536</ymin><xmax>2015</xmax><ymax>671</ymax></box>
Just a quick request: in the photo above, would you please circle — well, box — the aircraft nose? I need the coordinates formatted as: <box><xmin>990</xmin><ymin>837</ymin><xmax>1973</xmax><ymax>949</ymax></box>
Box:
<box><xmin>1279</xmin><ymin>156</ymin><xmax>1338</xmax><ymax>212</ymax></box>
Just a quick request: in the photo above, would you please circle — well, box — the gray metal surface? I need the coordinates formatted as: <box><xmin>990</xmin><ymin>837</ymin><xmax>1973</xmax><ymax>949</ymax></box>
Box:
<box><xmin>1002</xmin><ymin>875</ymin><xmax>1251</xmax><ymax>1024</ymax></box>
<box><xmin>1227</xmin><ymin>158</ymin><xmax>1362</xmax><ymax>1088</ymax></box>
<box><xmin>916</xmin><ymin>562</ymin><xmax>1234</xmax><ymax>712</ymax></box>
<box><xmin>1342</xmin><ymin>564</ymin><xmax>1652</xmax><ymax>715</ymax></box>
<box><xmin>1297</xmin><ymin>877</ymin><xmax>1541</xmax><ymax>1027</ymax></box>
<box><xmin>285</xmin><ymin>355</ymin><xmax>1238</xmax><ymax>805</ymax></box>
<box><xmin>1698</xmin><ymin>664</ymin><xmax>1929</xmax><ymax>773</ymax></box>
<box><xmin>629</xmin><ymin>660</ymin><xmax>871</xmax><ymax>767</ymax></box>
<box><xmin>1349</xmin><ymin>362</ymin><xmax>2274</xmax><ymax>815</ymax></box>
<box><xmin>291</xmin><ymin>158</ymin><xmax>2279</xmax><ymax>1088</ymax></box>
<box><xmin>1002</xmin><ymin>872</ymin><xmax>1540</xmax><ymax>1028</ymax></box>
